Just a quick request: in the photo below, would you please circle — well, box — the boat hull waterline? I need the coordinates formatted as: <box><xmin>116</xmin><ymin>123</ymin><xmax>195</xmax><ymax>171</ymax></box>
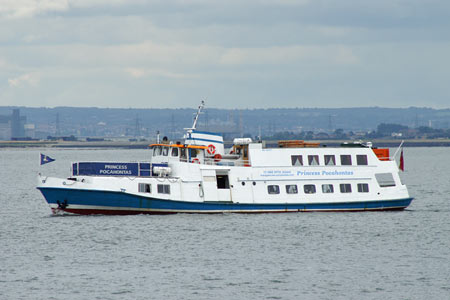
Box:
<box><xmin>38</xmin><ymin>187</ymin><xmax>413</xmax><ymax>215</ymax></box>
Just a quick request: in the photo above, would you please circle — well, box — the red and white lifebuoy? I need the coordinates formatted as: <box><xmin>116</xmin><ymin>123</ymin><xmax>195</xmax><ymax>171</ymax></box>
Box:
<box><xmin>207</xmin><ymin>144</ymin><xmax>216</xmax><ymax>155</ymax></box>
<box><xmin>191</xmin><ymin>158</ymin><xmax>200</xmax><ymax>164</ymax></box>
<box><xmin>214</xmin><ymin>153</ymin><xmax>222</xmax><ymax>162</ymax></box>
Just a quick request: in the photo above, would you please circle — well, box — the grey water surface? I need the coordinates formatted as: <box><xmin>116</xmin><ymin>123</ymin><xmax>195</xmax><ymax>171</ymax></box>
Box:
<box><xmin>0</xmin><ymin>147</ymin><xmax>449</xmax><ymax>300</ymax></box>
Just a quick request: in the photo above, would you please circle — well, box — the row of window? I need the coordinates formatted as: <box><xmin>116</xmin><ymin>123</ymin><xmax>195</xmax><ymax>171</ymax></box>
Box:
<box><xmin>267</xmin><ymin>183</ymin><xmax>370</xmax><ymax>195</ymax></box>
<box><xmin>138</xmin><ymin>183</ymin><xmax>171</xmax><ymax>194</ymax></box>
<box><xmin>153</xmin><ymin>146</ymin><xmax>184</xmax><ymax>157</ymax></box>
<box><xmin>153</xmin><ymin>146</ymin><xmax>199</xmax><ymax>160</ymax></box>
<box><xmin>291</xmin><ymin>154</ymin><xmax>368</xmax><ymax>166</ymax></box>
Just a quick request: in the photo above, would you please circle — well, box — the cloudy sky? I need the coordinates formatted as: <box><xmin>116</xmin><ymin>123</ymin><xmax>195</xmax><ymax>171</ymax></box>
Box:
<box><xmin>1</xmin><ymin>0</ymin><xmax>449</xmax><ymax>109</ymax></box>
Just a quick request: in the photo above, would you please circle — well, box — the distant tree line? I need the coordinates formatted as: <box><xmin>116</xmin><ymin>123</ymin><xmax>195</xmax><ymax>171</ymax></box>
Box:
<box><xmin>263</xmin><ymin>123</ymin><xmax>450</xmax><ymax>140</ymax></box>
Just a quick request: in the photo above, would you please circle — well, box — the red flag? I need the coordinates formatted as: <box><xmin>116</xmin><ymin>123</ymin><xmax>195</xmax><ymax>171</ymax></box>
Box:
<box><xmin>399</xmin><ymin>149</ymin><xmax>404</xmax><ymax>171</ymax></box>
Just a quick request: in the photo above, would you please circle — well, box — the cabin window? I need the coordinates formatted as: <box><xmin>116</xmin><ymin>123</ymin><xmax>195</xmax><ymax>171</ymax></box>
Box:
<box><xmin>162</xmin><ymin>147</ymin><xmax>169</xmax><ymax>156</ymax></box>
<box><xmin>375</xmin><ymin>173</ymin><xmax>396</xmax><ymax>187</ymax></box>
<box><xmin>322</xmin><ymin>184</ymin><xmax>334</xmax><ymax>193</ymax></box>
<box><xmin>304</xmin><ymin>184</ymin><xmax>316</xmax><ymax>194</ymax></box>
<box><xmin>357</xmin><ymin>155</ymin><xmax>368</xmax><ymax>165</ymax></box>
<box><xmin>190</xmin><ymin>148</ymin><xmax>198</xmax><ymax>158</ymax></box>
<box><xmin>340</xmin><ymin>155</ymin><xmax>352</xmax><ymax>165</ymax></box>
<box><xmin>357</xmin><ymin>183</ymin><xmax>369</xmax><ymax>193</ymax></box>
<box><xmin>291</xmin><ymin>155</ymin><xmax>303</xmax><ymax>166</ymax></box>
<box><xmin>180</xmin><ymin>148</ymin><xmax>187</xmax><ymax>161</ymax></box>
<box><xmin>324</xmin><ymin>155</ymin><xmax>336</xmax><ymax>166</ymax></box>
<box><xmin>153</xmin><ymin>146</ymin><xmax>162</xmax><ymax>156</ymax></box>
<box><xmin>340</xmin><ymin>183</ymin><xmax>352</xmax><ymax>193</ymax></box>
<box><xmin>267</xmin><ymin>185</ymin><xmax>280</xmax><ymax>194</ymax></box>
<box><xmin>308</xmin><ymin>155</ymin><xmax>319</xmax><ymax>166</ymax></box>
<box><xmin>138</xmin><ymin>183</ymin><xmax>151</xmax><ymax>193</ymax></box>
<box><xmin>157</xmin><ymin>184</ymin><xmax>170</xmax><ymax>194</ymax></box>
<box><xmin>171</xmin><ymin>147</ymin><xmax>179</xmax><ymax>157</ymax></box>
<box><xmin>286</xmin><ymin>184</ymin><xmax>298</xmax><ymax>194</ymax></box>
<box><xmin>216</xmin><ymin>175</ymin><xmax>230</xmax><ymax>189</ymax></box>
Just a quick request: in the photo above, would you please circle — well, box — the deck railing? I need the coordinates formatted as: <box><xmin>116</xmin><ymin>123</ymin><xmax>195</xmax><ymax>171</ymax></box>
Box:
<box><xmin>203</xmin><ymin>158</ymin><xmax>250</xmax><ymax>167</ymax></box>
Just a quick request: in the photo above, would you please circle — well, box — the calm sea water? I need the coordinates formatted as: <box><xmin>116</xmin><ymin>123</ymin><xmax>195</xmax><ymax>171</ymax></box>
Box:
<box><xmin>0</xmin><ymin>147</ymin><xmax>449</xmax><ymax>300</ymax></box>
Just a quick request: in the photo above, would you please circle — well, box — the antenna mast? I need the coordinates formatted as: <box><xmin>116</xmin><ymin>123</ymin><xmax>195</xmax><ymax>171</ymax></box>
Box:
<box><xmin>191</xmin><ymin>100</ymin><xmax>205</xmax><ymax>131</ymax></box>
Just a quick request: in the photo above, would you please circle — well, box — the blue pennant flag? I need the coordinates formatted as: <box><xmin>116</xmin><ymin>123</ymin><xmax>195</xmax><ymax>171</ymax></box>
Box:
<box><xmin>40</xmin><ymin>153</ymin><xmax>55</xmax><ymax>165</ymax></box>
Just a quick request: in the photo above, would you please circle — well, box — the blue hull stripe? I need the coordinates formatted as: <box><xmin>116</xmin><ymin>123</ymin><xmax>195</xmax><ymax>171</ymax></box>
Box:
<box><xmin>185</xmin><ymin>137</ymin><xmax>224</xmax><ymax>144</ymax></box>
<box><xmin>192</xmin><ymin>130</ymin><xmax>223</xmax><ymax>137</ymax></box>
<box><xmin>38</xmin><ymin>187</ymin><xmax>413</xmax><ymax>214</ymax></box>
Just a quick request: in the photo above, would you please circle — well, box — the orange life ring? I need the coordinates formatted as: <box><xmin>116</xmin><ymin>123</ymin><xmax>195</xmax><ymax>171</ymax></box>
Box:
<box><xmin>207</xmin><ymin>144</ymin><xmax>216</xmax><ymax>155</ymax></box>
<box><xmin>192</xmin><ymin>158</ymin><xmax>200</xmax><ymax>164</ymax></box>
<box><xmin>214</xmin><ymin>153</ymin><xmax>222</xmax><ymax>162</ymax></box>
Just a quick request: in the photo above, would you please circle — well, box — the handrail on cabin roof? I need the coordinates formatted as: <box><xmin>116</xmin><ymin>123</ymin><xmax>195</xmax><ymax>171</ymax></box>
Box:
<box><xmin>149</xmin><ymin>143</ymin><xmax>208</xmax><ymax>150</ymax></box>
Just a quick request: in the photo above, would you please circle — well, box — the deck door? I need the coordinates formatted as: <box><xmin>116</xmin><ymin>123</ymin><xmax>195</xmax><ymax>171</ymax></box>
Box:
<box><xmin>201</xmin><ymin>169</ymin><xmax>232</xmax><ymax>202</ymax></box>
<box><xmin>216</xmin><ymin>170</ymin><xmax>231</xmax><ymax>202</ymax></box>
<box><xmin>201</xmin><ymin>169</ymin><xmax>218</xmax><ymax>201</ymax></box>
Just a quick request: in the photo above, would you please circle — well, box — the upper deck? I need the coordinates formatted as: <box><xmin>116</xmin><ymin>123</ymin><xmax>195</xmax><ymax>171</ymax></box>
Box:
<box><xmin>149</xmin><ymin>139</ymin><xmax>392</xmax><ymax>169</ymax></box>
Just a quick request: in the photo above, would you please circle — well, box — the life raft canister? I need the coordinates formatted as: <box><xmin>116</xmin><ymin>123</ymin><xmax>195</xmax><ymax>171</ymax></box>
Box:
<box><xmin>207</xmin><ymin>144</ymin><xmax>216</xmax><ymax>155</ymax></box>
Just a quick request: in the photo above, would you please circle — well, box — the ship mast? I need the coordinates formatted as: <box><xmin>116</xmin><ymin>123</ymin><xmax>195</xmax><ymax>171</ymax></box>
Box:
<box><xmin>185</xmin><ymin>100</ymin><xmax>205</xmax><ymax>132</ymax></box>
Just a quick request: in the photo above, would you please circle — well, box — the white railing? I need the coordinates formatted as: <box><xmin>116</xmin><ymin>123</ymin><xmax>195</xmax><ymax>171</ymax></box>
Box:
<box><xmin>202</xmin><ymin>158</ymin><xmax>250</xmax><ymax>167</ymax></box>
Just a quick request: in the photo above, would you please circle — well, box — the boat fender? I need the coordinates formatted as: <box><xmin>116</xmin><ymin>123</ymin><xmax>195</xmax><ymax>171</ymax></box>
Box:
<box><xmin>192</xmin><ymin>158</ymin><xmax>200</xmax><ymax>164</ymax></box>
<box><xmin>207</xmin><ymin>144</ymin><xmax>216</xmax><ymax>155</ymax></box>
<box><xmin>214</xmin><ymin>153</ymin><xmax>222</xmax><ymax>162</ymax></box>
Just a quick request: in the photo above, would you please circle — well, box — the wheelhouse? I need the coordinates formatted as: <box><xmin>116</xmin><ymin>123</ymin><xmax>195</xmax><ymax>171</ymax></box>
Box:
<box><xmin>149</xmin><ymin>143</ymin><xmax>208</xmax><ymax>164</ymax></box>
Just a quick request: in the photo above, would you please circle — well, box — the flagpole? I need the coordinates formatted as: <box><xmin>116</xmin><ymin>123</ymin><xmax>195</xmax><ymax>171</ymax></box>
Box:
<box><xmin>392</xmin><ymin>140</ymin><xmax>404</xmax><ymax>159</ymax></box>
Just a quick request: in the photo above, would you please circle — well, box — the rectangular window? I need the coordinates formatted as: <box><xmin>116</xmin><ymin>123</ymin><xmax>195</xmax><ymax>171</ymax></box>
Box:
<box><xmin>308</xmin><ymin>155</ymin><xmax>319</xmax><ymax>166</ymax></box>
<box><xmin>357</xmin><ymin>155</ymin><xmax>368</xmax><ymax>165</ymax></box>
<box><xmin>304</xmin><ymin>184</ymin><xmax>316</xmax><ymax>194</ymax></box>
<box><xmin>268</xmin><ymin>185</ymin><xmax>280</xmax><ymax>194</ymax></box>
<box><xmin>180</xmin><ymin>148</ymin><xmax>187</xmax><ymax>161</ymax></box>
<box><xmin>171</xmin><ymin>147</ymin><xmax>179</xmax><ymax>157</ymax></box>
<box><xmin>285</xmin><ymin>184</ymin><xmax>298</xmax><ymax>194</ymax></box>
<box><xmin>324</xmin><ymin>155</ymin><xmax>336</xmax><ymax>166</ymax></box>
<box><xmin>340</xmin><ymin>183</ymin><xmax>352</xmax><ymax>193</ymax></box>
<box><xmin>162</xmin><ymin>147</ymin><xmax>169</xmax><ymax>156</ymax></box>
<box><xmin>340</xmin><ymin>155</ymin><xmax>352</xmax><ymax>165</ymax></box>
<box><xmin>138</xmin><ymin>183</ymin><xmax>151</xmax><ymax>193</ymax></box>
<box><xmin>357</xmin><ymin>183</ymin><xmax>369</xmax><ymax>193</ymax></box>
<box><xmin>322</xmin><ymin>184</ymin><xmax>334</xmax><ymax>193</ymax></box>
<box><xmin>157</xmin><ymin>184</ymin><xmax>170</xmax><ymax>194</ymax></box>
<box><xmin>375</xmin><ymin>173</ymin><xmax>396</xmax><ymax>187</ymax></box>
<box><xmin>291</xmin><ymin>155</ymin><xmax>303</xmax><ymax>166</ymax></box>
<box><xmin>216</xmin><ymin>175</ymin><xmax>230</xmax><ymax>189</ymax></box>
<box><xmin>153</xmin><ymin>146</ymin><xmax>162</xmax><ymax>156</ymax></box>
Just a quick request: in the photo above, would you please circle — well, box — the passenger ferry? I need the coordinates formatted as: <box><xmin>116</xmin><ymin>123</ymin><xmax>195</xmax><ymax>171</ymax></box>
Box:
<box><xmin>37</xmin><ymin>102</ymin><xmax>413</xmax><ymax>214</ymax></box>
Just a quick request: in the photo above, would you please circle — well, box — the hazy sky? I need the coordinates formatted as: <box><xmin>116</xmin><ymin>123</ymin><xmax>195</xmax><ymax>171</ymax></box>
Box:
<box><xmin>1</xmin><ymin>0</ymin><xmax>449</xmax><ymax>109</ymax></box>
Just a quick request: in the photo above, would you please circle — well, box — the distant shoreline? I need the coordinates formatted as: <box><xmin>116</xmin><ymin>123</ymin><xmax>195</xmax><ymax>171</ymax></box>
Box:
<box><xmin>1</xmin><ymin>139</ymin><xmax>450</xmax><ymax>149</ymax></box>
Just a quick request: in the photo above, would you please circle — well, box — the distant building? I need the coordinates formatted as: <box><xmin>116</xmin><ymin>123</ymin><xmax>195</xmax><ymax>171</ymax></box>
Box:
<box><xmin>24</xmin><ymin>124</ymin><xmax>36</xmax><ymax>139</ymax></box>
<box><xmin>0</xmin><ymin>115</ymin><xmax>10</xmax><ymax>140</ymax></box>
<box><xmin>11</xmin><ymin>109</ymin><xmax>26</xmax><ymax>138</ymax></box>
<box><xmin>0</xmin><ymin>109</ymin><xmax>27</xmax><ymax>140</ymax></box>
